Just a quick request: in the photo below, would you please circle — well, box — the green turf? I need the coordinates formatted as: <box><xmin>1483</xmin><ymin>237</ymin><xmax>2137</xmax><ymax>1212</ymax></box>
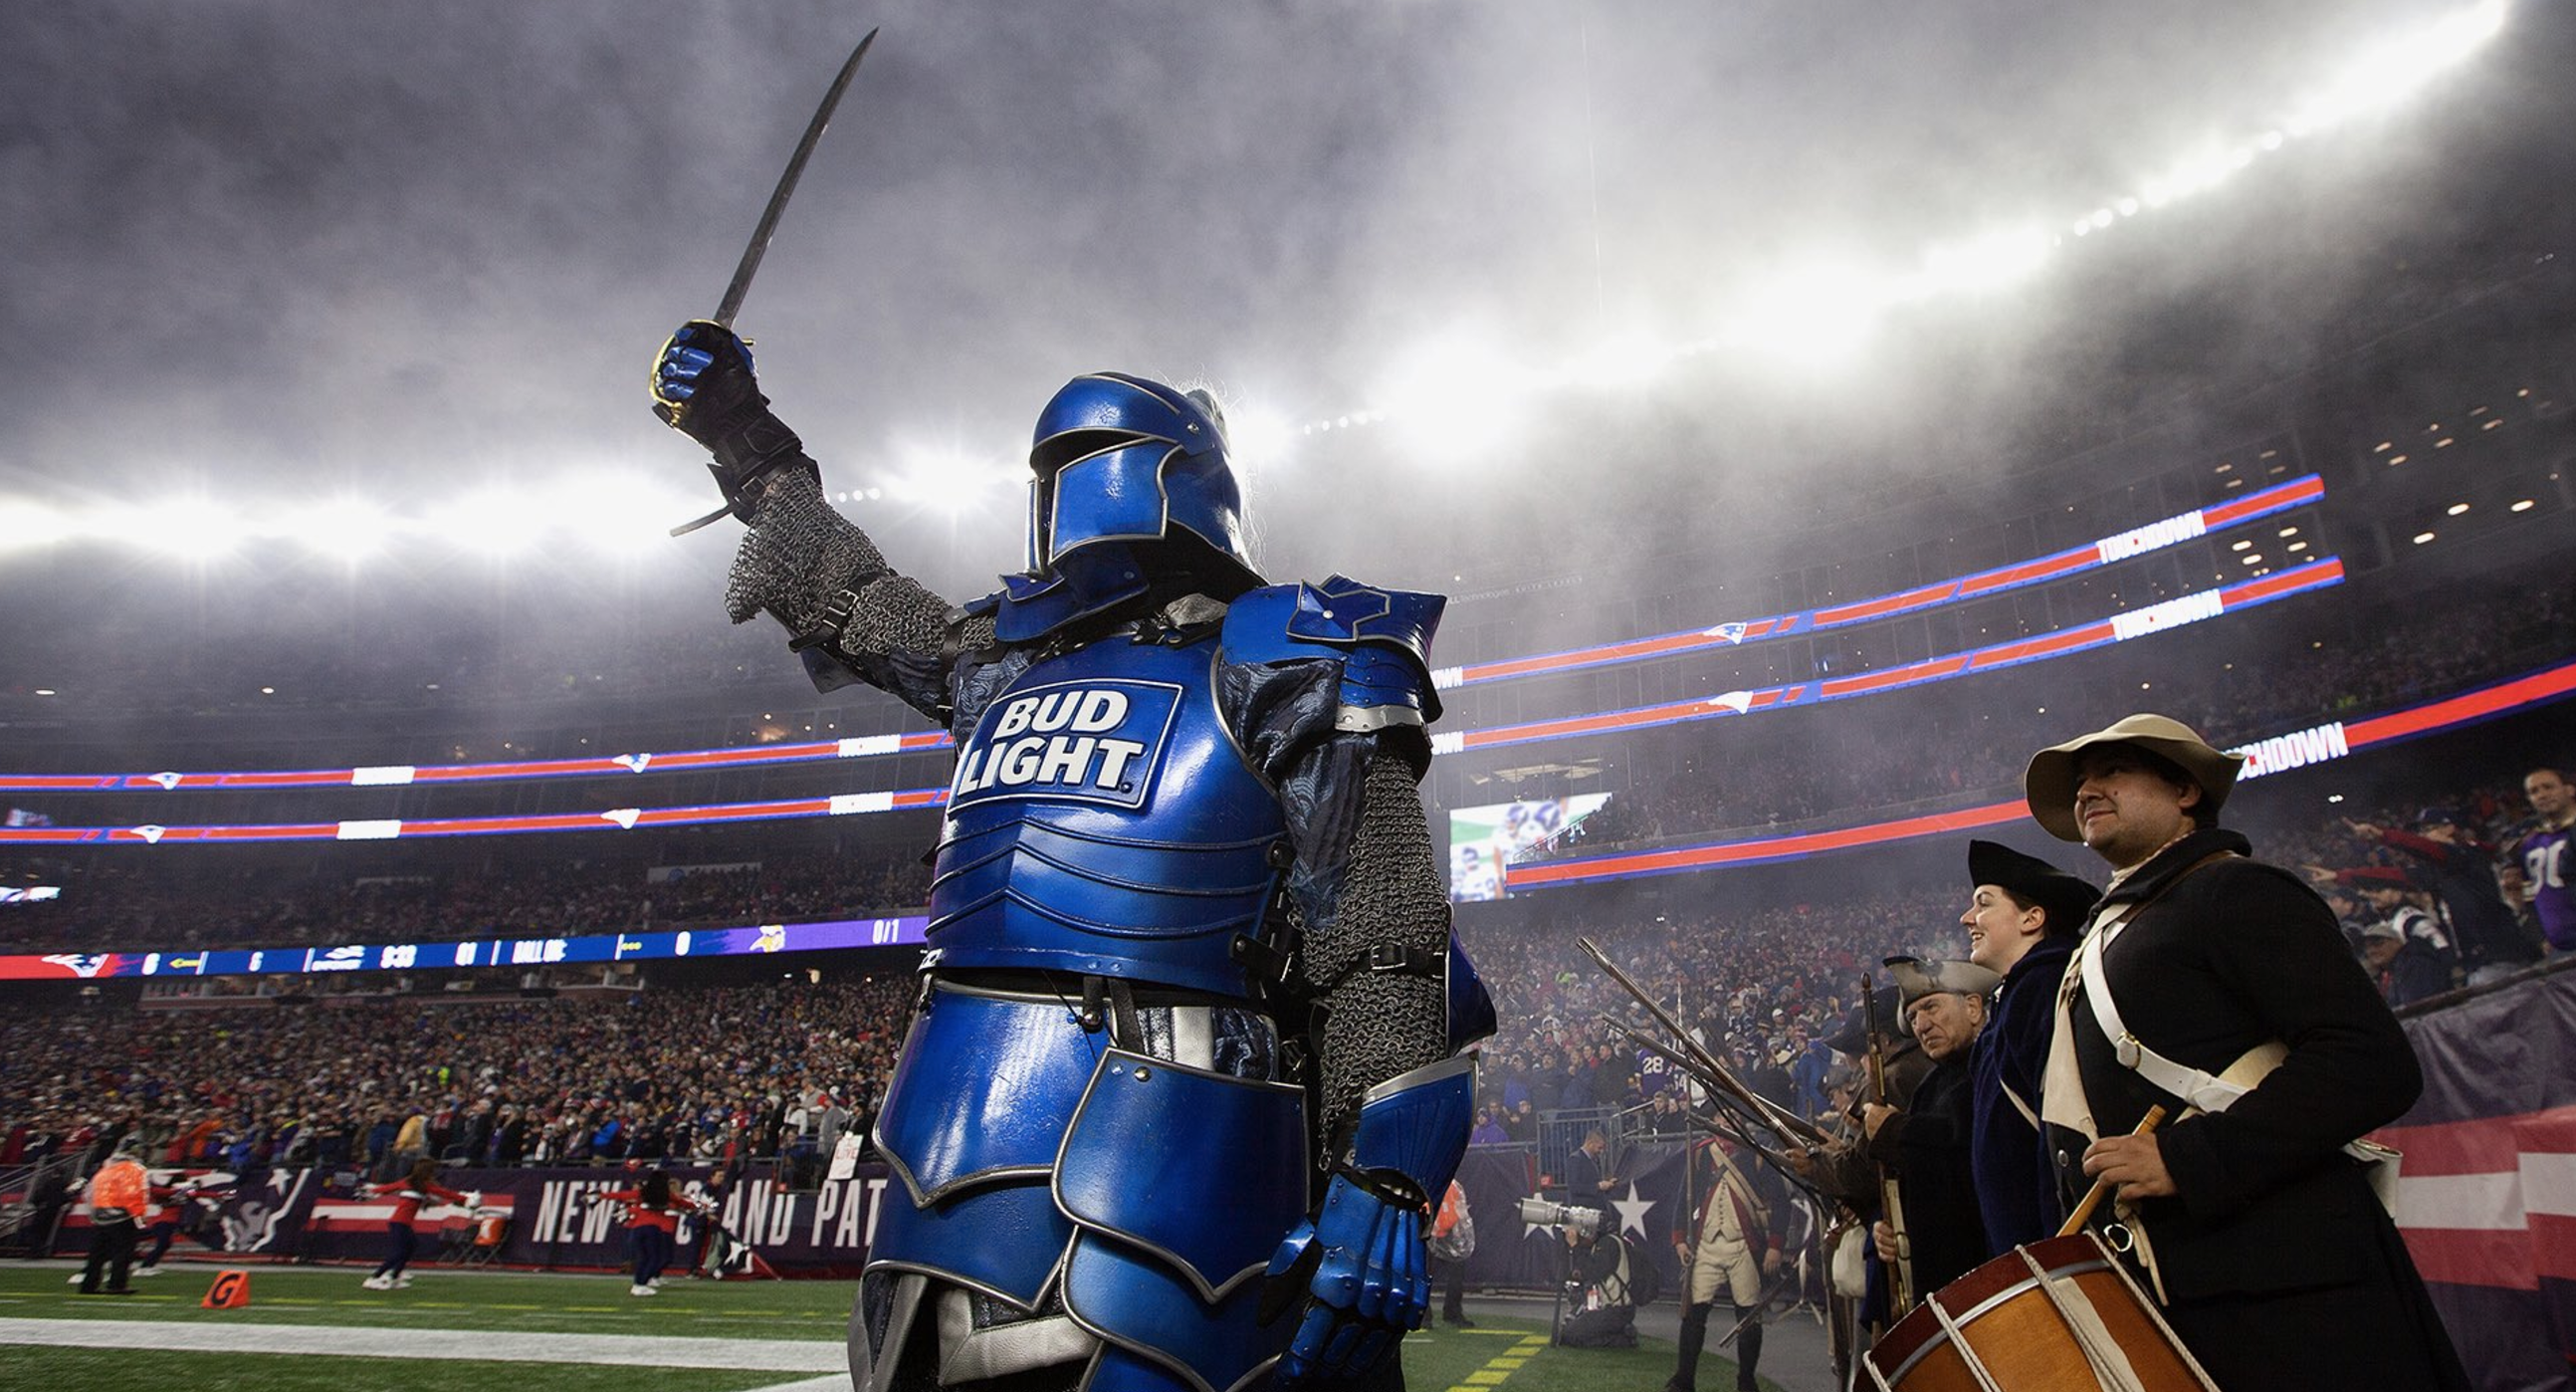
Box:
<box><xmin>0</xmin><ymin>1266</ymin><xmax>851</xmax><ymax>1338</ymax></box>
<box><xmin>0</xmin><ymin>1345</ymin><xmax>798</xmax><ymax>1392</ymax></box>
<box><xmin>0</xmin><ymin>1270</ymin><xmax>1779</xmax><ymax>1391</ymax></box>
<box><xmin>1395</xmin><ymin>1314</ymin><xmax>1774</xmax><ymax>1392</ymax></box>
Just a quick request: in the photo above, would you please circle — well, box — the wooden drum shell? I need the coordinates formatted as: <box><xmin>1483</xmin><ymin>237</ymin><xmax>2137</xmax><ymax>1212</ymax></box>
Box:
<box><xmin>1865</xmin><ymin>1234</ymin><xmax>2216</xmax><ymax>1392</ymax></box>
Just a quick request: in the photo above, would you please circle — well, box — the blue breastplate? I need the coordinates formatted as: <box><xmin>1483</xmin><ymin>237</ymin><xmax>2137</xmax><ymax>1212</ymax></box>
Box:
<box><xmin>926</xmin><ymin>631</ymin><xmax>1287</xmax><ymax>999</ymax></box>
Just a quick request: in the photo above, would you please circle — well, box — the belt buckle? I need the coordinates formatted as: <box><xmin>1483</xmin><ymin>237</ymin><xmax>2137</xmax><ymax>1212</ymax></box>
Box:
<box><xmin>2114</xmin><ymin>1033</ymin><xmax>2142</xmax><ymax>1068</ymax></box>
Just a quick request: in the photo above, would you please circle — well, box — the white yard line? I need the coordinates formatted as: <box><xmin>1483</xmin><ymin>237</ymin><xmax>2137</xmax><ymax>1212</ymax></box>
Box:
<box><xmin>0</xmin><ymin>1316</ymin><xmax>845</xmax><ymax>1372</ymax></box>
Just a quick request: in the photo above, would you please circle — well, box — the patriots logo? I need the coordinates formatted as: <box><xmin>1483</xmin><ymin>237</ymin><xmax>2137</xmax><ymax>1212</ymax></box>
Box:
<box><xmin>600</xmin><ymin>808</ymin><xmax>641</xmax><ymax>829</ymax></box>
<box><xmin>149</xmin><ymin>772</ymin><xmax>184</xmax><ymax>790</ymax></box>
<box><xmin>613</xmin><ymin>753</ymin><xmax>652</xmax><ymax>773</ymax></box>
<box><xmin>1708</xmin><ymin>622</ymin><xmax>1749</xmax><ymax>645</ymax></box>
<box><xmin>130</xmin><ymin>824</ymin><xmax>168</xmax><ymax>844</ymax></box>
<box><xmin>40</xmin><ymin>954</ymin><xmax>113</xmax><ymax>979</ymax></box>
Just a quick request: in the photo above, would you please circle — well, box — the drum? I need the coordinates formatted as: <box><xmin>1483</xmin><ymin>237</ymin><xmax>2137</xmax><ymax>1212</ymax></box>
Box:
<box><xmin>1865</xmin><ymin>1234</ymin><xmax>2216</xmax><ymax>1392</ymax></box>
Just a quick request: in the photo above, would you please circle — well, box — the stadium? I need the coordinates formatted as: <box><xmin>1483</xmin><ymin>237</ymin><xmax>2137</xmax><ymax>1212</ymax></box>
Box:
<box><xmin>4</xmin><ymin>3</ymin><xmax>2572</xmax><ymax>1391</ymax></box>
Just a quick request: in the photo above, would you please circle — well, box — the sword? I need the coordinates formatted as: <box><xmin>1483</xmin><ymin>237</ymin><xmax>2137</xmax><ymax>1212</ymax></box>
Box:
<box><xmin>669</xmin><ymin>27</ymin><xmax>880</xmax><ymax>538</ymax></box>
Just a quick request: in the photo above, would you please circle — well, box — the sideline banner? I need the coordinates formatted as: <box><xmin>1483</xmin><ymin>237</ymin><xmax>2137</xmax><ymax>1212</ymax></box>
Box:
<box><xmin>2373</xmin><ymin>964</ymin><xmax>2576</xmax><ymax>1392</ymax></box>
<box><xmin>36</xmin><ymin>1163</ymin><xmax>895</xmax><ymax>1277</ymax></box>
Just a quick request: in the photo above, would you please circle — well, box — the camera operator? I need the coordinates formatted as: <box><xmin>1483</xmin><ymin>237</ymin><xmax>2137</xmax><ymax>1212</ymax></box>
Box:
<box><xmin>1520</xmin><ymin>1200</ymin><xmax>1641</xmax><ymax>1347</ymax></box>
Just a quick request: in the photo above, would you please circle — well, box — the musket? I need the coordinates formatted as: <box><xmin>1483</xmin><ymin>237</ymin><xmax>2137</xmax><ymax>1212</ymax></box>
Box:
<box><xmin>1862</xmin><ymin>973</ymin><xmax>1914</xmax><ymax>1312</ymax></box>
<box><xmin>1598</xmin><ymin>1016</ymin><xmax>1830</xmax><ymax>1208</ymax></box>
<box><xmin>1576</xmin><ymin>936</ymin><xmax>1829</xmax><ymax>1148</ymax></box>
<box><xmin>668</xmin><ymin>28</ymin><xmax>881</xmax><ymax>539</ymax></box>
<box><xmin>1716</xmin><ymin>1273</ymin><xmax>1793</xmax><ymax>1347</ymax></box>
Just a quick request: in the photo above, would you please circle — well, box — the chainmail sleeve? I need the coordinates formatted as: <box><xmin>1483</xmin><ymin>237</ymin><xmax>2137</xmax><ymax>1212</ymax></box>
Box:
<box><xmin>724</xmin><ymin>469</ymin><xmax>967</xmax><ymax>719</ymax></box>
<box><xmin>1288</xmin><ymin>745</ymin><xmax>1455</xmax><ymax>1147</ymax></box>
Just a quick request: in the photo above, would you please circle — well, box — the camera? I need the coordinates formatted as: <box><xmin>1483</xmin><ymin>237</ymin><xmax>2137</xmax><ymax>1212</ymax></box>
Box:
<box><xmin>1517</xmin><ymin>1198</ymin><xmax>1605</xmax><ymax>1240</ymax></box>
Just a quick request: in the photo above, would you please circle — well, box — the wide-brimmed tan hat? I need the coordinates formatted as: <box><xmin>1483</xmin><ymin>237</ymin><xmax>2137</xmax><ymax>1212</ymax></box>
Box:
<box><xmin>2023</xmin><ymin>712</ymin><xmax>2245</xmax><ymax>842</ymax></box>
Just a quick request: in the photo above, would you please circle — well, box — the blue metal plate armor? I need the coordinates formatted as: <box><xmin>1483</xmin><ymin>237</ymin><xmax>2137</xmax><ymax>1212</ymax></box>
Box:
<box><xmin>1219</xmin><ymin>576</ymin><xmax>1446</xmax><ymax>731</ymax></box>
<box><xmin>925</xmin><ymin>631</ymin><xmax>1288</xmax><ymax>1000</ymax></box>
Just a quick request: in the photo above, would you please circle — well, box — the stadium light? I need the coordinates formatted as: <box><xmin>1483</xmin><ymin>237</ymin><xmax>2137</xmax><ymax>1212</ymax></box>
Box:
<box><xmin>126</xmin><ymin>497</ymin><xmax>243</xmax><ymax>561</ymax></box>
<box><xmin>1220</xmin><ymin>402</ymin><xmax>1295</xmax><ymax>479</ymax></box>
<box><xmin>427</xmin><ymin>491</ymin><xmax>547</xmax><ymax>558</ymax></box>
<box><xmin>0</xmin><ymin>500</ymin><xmax>80</xmax><ymax>554</ymax></box>
<box><xmin>0</xmin><ymin>6</ymin><xmax>2521</xmax><ymax>558</ymax></box>
<box><xmin>1375</xmin><ymin>331</ymin><xmax>1536</xmax><ymax>462</ymax></box>
<box><xmin>275</xmin><ymin>498</ymin><xmax>397</xmax><ymax>564</ymax></box>
<box><xmin>882</xmin><ymin>444</ymin><xmax>1012</xmax><ymax>515</ymax></box>
<box><xmin>1909</xmin><ymin>226</ymin><xmax>2054</xmax><ymax>297</ymax></box>
<box><xmin>1722</xmin><ymin>267</ymin><xmax>1885</xmax><ymax>368</ymax></box>
<box><xmin>1286</xmin><ymin>0</ymin><xmax>2511</xmax><ymax>434</ymax></box>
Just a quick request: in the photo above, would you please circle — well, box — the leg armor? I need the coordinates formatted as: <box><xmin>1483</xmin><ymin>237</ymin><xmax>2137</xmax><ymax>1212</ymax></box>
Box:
<box><xmin>857</xmin><ymin>979</ymin><xmax>1305</xmax><ymax>1392</ymax></box>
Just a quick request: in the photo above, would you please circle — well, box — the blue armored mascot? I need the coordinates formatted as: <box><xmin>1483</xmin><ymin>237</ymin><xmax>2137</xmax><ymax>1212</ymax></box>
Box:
<box><xmin>654</xmin><ymin>321</ymin><xmax>1493</xmax><ymax>1392</ymax></box>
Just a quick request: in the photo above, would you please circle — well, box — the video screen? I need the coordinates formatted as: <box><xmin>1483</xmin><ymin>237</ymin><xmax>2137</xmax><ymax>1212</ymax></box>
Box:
<box><xmin>1447</xmin><ymin>794</ymin><xmax>1613</xmax><ymax>902</ymax></box>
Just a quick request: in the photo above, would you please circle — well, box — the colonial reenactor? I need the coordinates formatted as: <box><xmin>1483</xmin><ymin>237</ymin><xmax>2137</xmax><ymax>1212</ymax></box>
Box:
<box><xmin>1665</xmin><ymin>1130</ymin><xmax>1787</xmax><ymax>1392</ymax></box>
<box><xmin>2028</xmin><ymin>713</ymin><xmax>2469</xmax><ymax>1391</ymax></box>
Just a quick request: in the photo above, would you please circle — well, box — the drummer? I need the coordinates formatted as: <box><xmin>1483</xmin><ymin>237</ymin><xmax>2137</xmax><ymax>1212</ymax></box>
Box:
<box><xmin>2025</xmin><ymin>714</ymin><xmax>2469</xmax><ymax>1391</ymax></box>
<box><xmin>1863</xmin><ymin>957</ymin><xmax>1997</xmax><ymax>1302</ymax></box>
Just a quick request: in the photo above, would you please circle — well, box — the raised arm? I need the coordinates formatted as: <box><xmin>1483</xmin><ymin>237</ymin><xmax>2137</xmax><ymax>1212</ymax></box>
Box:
<box><xmin>650</xmin><ymin>321</ymin><xmax>983</xmax><ymax>720</ymax></box>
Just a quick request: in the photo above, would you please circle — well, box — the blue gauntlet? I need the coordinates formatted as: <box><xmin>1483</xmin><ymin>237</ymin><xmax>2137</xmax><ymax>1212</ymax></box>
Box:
<box><xmin>1263</xmin><ymin>1055</ymin><xmax>1473</xmax><ymax>1384</ymax></box>
<box><xmin>650</xmin><ymin>320</ymin><xmax>814</xmax><ymax>524</ymax></box>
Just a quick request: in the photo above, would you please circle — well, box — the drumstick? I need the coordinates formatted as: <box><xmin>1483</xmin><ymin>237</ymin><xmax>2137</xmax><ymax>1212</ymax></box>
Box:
<box><xmin>2057</xmin><ymin>1104</ymin><xmax>2169</xmax><ymax>1238</ymax></box>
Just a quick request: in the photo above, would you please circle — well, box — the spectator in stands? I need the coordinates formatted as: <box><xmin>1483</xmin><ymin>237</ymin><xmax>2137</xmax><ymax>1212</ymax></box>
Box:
<box><xmin>2343</xmin><ymin>809</ymin><xmax>2539</xmax><ymax>984</ymax></box>
<box><xmin>389</xmin><ymin>1107</ymin><xmax>428</xmax><ymax>1179</ymax></box>
<box><xmin>2359</xmin><ymin>921</ymin><xmax>2450</xmax><ymax>1008</ymax></box>
<box><xmin>2518</xmin><ymin>767</ymin><xmax>2576</xmax><ymax>953</ymax></box>
<box><xmin>2334</xmin><ymin>867</ymin><xmax>2457</xmax><ymax>988</ymax></box>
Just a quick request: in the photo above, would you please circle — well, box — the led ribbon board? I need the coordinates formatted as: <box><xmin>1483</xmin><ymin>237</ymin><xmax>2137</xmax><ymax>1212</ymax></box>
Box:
<box><xmin>1432</xmin><ymin>474</ymin><xmax>2322</xmax><ymax>690</ymax></box>
<box><xmin>0</xmin><ymin>477</ymin><xmax>2322</xmax><ymax>795</ymax></box>
<box><xmin>1434</xmin><ymin>557</ymin><xmax>2346</xmax><ymax>755</ymax></box>
<box><xmin>0</xmin><ymin>913</ymin><xmax>929</xmax><ymax>982</ymax></box>
<box><xmin>9</xmin><ymin>656</ymin><xmax>2561</xmax><ymax>974</ymax></box>
<box><xmin>0</xmin><ymin>559</ymin><xmax>2347</xmax><ymax>847</ymax></box>
<box><xmin>1501</xmin><ymin>656</ymin><xmax>2576</xmax><ymax>893</ymax></box>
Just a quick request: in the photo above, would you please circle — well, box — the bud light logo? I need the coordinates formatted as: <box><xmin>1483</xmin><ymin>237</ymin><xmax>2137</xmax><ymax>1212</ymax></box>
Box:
<box><xmin>950</xmin><ymin>679</ymin><xmax>1181</xmax><ymax>812</ymax></box>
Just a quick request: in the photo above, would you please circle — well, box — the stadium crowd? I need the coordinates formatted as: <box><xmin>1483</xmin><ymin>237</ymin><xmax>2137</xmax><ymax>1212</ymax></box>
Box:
<box><xmin>0</xmin><ymin>851</ymin><xmax>934</xmax><ymax>955</ymax></box>
<box><xmin>1</xmin><ymin>977</ymin><xmax>914</xmax><ymax>1180</ymax></box>
<box><xmin>5</xmin><ymin>761</ymin><xmax>2559</xmax><ymax>1187</ymax></box>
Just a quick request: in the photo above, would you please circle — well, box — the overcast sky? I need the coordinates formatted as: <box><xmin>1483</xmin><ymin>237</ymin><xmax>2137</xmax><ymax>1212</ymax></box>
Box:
<box><xmin>4</xmin><ymin>0</ymin><xmax>2560</xmax><ymax>616</ymax></box>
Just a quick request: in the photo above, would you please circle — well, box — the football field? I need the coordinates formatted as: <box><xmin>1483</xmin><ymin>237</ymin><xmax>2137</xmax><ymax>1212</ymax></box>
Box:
<box><xmin>0</xmin><ymin>1263</ymin><xmax>1777</xmax><ymax>1392</ymax></box>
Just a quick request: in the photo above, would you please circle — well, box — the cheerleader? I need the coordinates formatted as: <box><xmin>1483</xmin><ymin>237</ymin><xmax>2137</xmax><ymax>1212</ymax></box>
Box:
<box><xmin>594</xmin><ymin>1168</ymin><xmax>694</xmax><ymax>1295</ymax></box>
<box><xmin>361</xmin><ymin>1159</ymin><xmax>474</xmax><ymax>1289</ymax></box>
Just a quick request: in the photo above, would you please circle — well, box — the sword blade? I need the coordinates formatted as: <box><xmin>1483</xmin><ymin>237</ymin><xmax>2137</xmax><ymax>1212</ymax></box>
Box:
<box><xmin>712</xmin><ymin>27</ymin><xmax>879</xmax><ymax>330</ymax></box>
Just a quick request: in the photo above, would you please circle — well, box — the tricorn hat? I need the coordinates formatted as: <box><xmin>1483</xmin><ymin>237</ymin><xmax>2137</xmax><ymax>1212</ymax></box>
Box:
<box><xmin>2023</xmin><ymin>713</ymin><xmax>2246</xmax><ymax>842</ymax></box>
<box><xmin>1966</xmin><ymin>839</ymin><xmax>2099</xmax><ymax>935</ymax></box>
<box><xmin>1882</xmin><ymin>955</ymin><xmax>2001</xmax><ymax>1010</ymax></box>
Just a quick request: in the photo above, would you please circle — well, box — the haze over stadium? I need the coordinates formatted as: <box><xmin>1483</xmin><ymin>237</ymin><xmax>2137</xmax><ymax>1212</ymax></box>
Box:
<box><xmin>2</xmin><ymin>2</ymin><xmax>2573</xmax><ymax>1389</ymax></box>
